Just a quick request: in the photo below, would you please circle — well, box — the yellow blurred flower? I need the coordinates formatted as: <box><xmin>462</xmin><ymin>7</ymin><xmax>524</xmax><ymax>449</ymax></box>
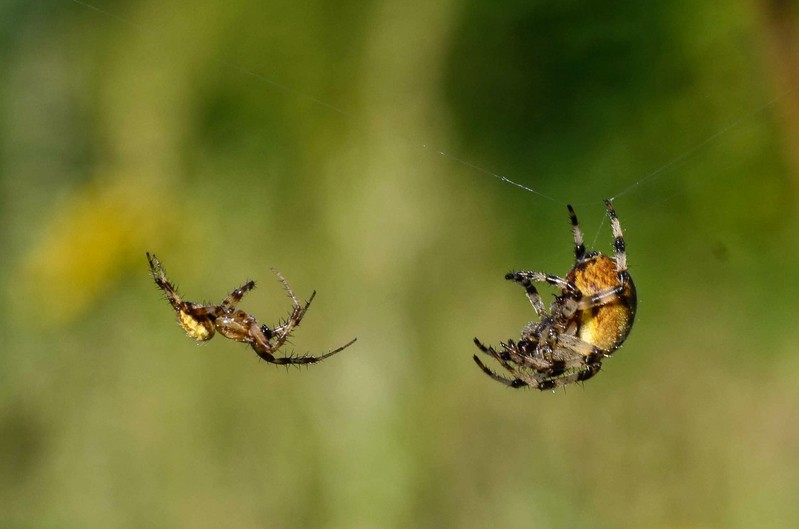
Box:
<box><xmin>15</xmin><ymin>176</ymin><xmax>180</xmax><ymax>325</ymax></box>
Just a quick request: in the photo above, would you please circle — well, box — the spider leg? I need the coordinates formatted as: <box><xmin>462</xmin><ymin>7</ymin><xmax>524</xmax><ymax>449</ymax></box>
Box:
<box><xmin>474</xmin><ymin>338</ymin><xmax>560</xmax><ymax>381</ymax></box>
<box><xmin>555</xmin><ymin>335</ymin><xmax>606</xmax><ymax>363</ymax></box>
<box><xmin>474</xmin><ymin>338</ymin><xmax>519</xmax><ymax>370</ymax></box>
<box><xmin>505</xmin><ymin>271</ymin><xmax>577</xmax><ymax>319</ymax></box>
<box><xmin>251</xmin><ymin>337</ymin><xmax>357</xmax><ymax>366</ymax></box>
<box><xmin>473</xmin><ymin>353</ymin><xmax>601</xmax><ymax>391</ymax></box>
<box><xmin>604</xmin><ymin>199</ymin><xmax>628</xmax><ymax>283</ymax></box>
<box><xmin>270</xmin><ymin>290</ymin><xmax>315</xmax><ymax>338</ymax></box>
<box><xmin>147</xmin><ymin>252</ymin><xmax>219</xmax><ymax>340</ymax></box>
<box><xmin>472</xmin><ymin>355</ymin><xmax>528</xmax><ymax>388</ymax></box>
<box><xmin>220</xmin><ymin>280</ymin><xmax>256</xmax><ymax>312</ymax></box>
<box><xmin>472</xmin><ymin>337</ymin><xmax>494</xmax><ymax>357</ymax></box>
<box><xmin>536</xmin><ymin>362</ymin><xmax>603</xmax><ymax>390</ymax></box>
<box><xmin>567</xmin><ymin>204</ymin><xmax>586</xmax><ymax>261</ymax></box>
<box><xmin>271</xmin><ymin>269</ymin><xmax>313</xmax><ymax>319</ymax></box>
<box><xmin>506</xmin><ymin>271</ymin><xmax>579</xmax><ymax>304</ymax></box>
<box><xmin>474</xmin><ymin>334</ymin><xmax>606</xmax><ymax>390</ymax></box>
<box><xmin>575</xmin><ymin>284</ymin><xmax>625</xmax><ymax>310</ymax></box>
<box><xmin>473</xmin><ymin>340</ymin><xmax>545</xmax><ymax>387</ymax></box>
<box><xmin>473</xmin><ymin>353</ymin><xmax>603</xmax><ymax>390</ymax></box>
<box><xmin>505</xmin><ymin>337</ymin><xmax>602</xmax><ymax>380</ymax></box>
<box><xmin>271</xmin><ymin>268</ymin><xmax>301</xmax><ymax>307</ymax></box>
<box><xmin>501</xmin><ymin>272</ymin><xmax>545</xmax><ymax>315</ymax></box>
<box><xmin>500</xmin><ymin>339</ymin><xmax>557</xmax><ymax>373</ymax></box>
<box><xmin>247</xmin><ymin>269</ymin><xmax>356</xmax><ymax>367</ymax></box>
<box><xmin>182</xmin><ymin>304</ymin><xmax>219</xmax><ymax>318</ymax></box>
<box><xmin>146</xmin><ymin>252</ymin><xmax>185</xmax><ymax>312</ymax></box>
<box><xmin>474</xmin><ymin>337</ymin><xmax>527</xmax><ymax>370</ymax></box>
<box><xmin>269</xmin><ymin>294</ymin><xmax>316</xmax><ymax>348</ymax></box>
<box><xmin>147</xmin><ymin>252</ymin><xmax>213</xmax><ymax>317</ymax></box>
<box><xmin>260</xmin><ymin>269</ymin><xmax>317</xmax><ymax>352</ymax></box>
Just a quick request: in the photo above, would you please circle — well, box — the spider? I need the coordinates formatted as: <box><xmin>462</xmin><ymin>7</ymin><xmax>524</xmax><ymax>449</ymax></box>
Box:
<box><xmin>146</xmin><ymin>253</ymin><xmax>356</xmax><ymax>366</ymax></box>
<box><xmin>473</xmin><ymin>199</ymin><xmax>636</xmax><ymax>390</ymax></box>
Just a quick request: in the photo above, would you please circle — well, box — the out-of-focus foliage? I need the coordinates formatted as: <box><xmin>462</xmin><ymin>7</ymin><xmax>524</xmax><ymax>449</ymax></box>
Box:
<box><xmin>1</xmin><ymin>0</ymin><xmax>798</xmax><ymax>528</ymax></box>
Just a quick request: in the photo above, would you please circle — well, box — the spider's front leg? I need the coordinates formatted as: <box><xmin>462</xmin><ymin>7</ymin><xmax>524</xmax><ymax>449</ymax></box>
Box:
<box><xmin>247</xmin><ymin>269</ymin><xmax>356</xmax><ymax>366</ymax></box>
<box><xmin>267</xmin><ymin>269</ymin><xmax>315</xmax><ymax>349</ymax></box>
<box><xmin>505</xmin><ymin>271</ymin><xmax>580</xmax><ymax>316</ymax></box>
<box><xmin>250</xmin><ymin>336</ymin><xmax>358</xmax><ymax>366</ymax></box>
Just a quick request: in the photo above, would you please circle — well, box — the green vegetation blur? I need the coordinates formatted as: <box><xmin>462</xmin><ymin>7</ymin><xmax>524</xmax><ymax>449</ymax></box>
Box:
<box><xmin>2</xmin><ymin>1</ymin><xmax>798</xmax><ymax>528</ymax></box>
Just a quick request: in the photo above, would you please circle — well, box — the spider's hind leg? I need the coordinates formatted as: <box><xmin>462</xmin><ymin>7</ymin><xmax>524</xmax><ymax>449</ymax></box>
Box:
<box><xmin>146</xmin><ymin>252</ymin><xmax>185</xmax><ymax>312</ymax></box>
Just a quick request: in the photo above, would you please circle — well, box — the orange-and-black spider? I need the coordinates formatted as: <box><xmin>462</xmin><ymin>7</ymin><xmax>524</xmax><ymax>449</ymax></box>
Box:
<box><xmin>473</xmin><ymin>200</ymin><xmax>636</xmax><ymax>390</ymax></box>
<box><xmin>147</xmin><ymin>253</ymin><xmax>356</xmax><ymax>366</ymax></box>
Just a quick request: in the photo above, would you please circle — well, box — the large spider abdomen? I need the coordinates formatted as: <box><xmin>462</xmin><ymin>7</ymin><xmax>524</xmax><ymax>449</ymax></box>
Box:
<box><xmin>178</xmin><ymin>309</ymin><xmax>215</xmax><ymax>341</ymax></box>
<box><xmin>567</xmin><ymin>255</ymin><xmax>637</xmax><ymax>352</ymax></box>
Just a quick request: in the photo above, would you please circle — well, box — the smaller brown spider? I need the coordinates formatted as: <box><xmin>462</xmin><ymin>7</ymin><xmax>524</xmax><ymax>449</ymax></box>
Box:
<box><xmin>473</xmin><ymin>199</ymin><xmax>636</xmax><ymax>390</ymax></box>
<box><xmin>147</xmin><ymin>253</ymin><xmax>356</xmax><ymax>366</ymax></box>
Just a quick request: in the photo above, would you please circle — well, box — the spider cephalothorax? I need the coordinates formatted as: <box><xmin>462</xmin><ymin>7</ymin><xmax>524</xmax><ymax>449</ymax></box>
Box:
<box><xmin>473</xmin><ymin>200</ymin><xmax>636</xmax><ymax>390</ymax></box>
<box><xmin>147</xmin><ymin>253</ymin><xmax>356</xmax><ymax>366</ymax></box>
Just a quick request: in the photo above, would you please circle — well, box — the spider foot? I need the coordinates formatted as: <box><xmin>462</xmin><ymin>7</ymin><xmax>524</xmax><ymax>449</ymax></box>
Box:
<box><xmin>472</xmin><ymin>355</ymin><xmax>528</xmax><ymax>388</ymax></box>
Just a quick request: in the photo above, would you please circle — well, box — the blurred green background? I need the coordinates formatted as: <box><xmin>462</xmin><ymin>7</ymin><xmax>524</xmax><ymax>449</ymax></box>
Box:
<box><xmin>2</xmin><ymin>1</ymin><xmax>798</xmax><ymax>528</ymax></box>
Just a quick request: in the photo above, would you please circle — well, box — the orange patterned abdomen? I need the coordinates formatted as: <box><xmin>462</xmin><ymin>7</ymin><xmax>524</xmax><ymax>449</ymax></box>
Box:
<box><xmin>567</xmin><ymin>255</ymin><xmax>636</xmax><ymax>351</ymax></box>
